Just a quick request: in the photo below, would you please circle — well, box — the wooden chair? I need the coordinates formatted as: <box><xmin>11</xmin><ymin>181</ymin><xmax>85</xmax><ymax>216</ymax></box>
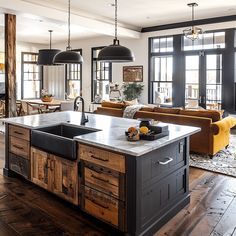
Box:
<box><xmin>20</xmin><ymin>101</ymin><xmax>45</xmax><ymax>115</ymax></box>
<box><xmin>0</xmin><ymin>100</ymin><xmax>5</xmax><ymax>118</ymax></box>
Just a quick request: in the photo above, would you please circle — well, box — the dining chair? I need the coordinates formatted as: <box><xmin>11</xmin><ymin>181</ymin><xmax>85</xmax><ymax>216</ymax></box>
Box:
<box><xmin>0</xmin><ymin>100</ymin><xmax>5</xmax><ymax>118</ymax></box>
<box><xmin>20</xmin><ymin>101</ymin><xmax>44</xmax><ymax>115</ymax></box>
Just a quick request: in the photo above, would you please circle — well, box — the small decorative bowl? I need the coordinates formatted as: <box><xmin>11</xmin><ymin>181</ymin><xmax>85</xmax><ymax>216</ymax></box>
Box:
<box><xmin>138</xmin><ymin>118</ymin><xmax>152</xmax><ymax>128</ymax></box>
<box><xmin>41</xmin><ymin>96</ymin><xmax>53</xmax><ymax>102</ymax></box>
<box><xmin>125</xmin><ymin>131</ymin><xmax>140</xmax><ymax>141</ymax></box>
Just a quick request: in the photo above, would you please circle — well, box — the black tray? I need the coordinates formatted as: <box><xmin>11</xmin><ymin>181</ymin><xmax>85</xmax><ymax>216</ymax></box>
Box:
<box><xmin>125</xmin><ymin>130</ymin><xmax>169</xmax><ymax>141</ymax></box>
<box><xmin>140</xmin><ymin>130</ymin><xmax>169</xmax><ymax>141</ymax></box>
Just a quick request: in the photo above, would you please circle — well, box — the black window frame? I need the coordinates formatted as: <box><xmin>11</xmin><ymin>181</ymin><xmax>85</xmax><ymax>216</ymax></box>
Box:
<box><xmin>91</xmin><ymin>46</ymin><xmax>112</xmax><ymax>103</ymax></box>
<box><xmin>21</xmin><ymin>52</ymin><xmax>43</xmax><ymax>99</ymax></box>
<box><xmin>65</xmin><ymin>49</ymin><xmax>82</xmax><ymax>98</ymax></box>
<box><xmin>148</xmin><ymin>36</ymin><xmax>174</xmax><ymax>104</ymax></box>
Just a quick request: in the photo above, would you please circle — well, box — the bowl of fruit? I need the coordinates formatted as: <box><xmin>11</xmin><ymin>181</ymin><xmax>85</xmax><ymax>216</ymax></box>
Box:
<box><xmin>125</xmin><ymin>127</ymin><xmax>140</xmax><ymax>141</ymax></box>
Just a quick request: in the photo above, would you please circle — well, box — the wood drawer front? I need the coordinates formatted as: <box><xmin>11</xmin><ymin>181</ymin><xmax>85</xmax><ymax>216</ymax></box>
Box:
<box><xmin>84</xmin><ymin>166</ymin><xmax>119</xmax><ymax>199</ymax></box>
<box><xmin>142</xmin><ymin>139</ymin><xmax>186</xmax><ymax>184</ymax></box>
<box><xmin>9</xmin><ymin>153</ymin><xmax>30</xmax><ymax>179</ymax></box>
<box><xmin>10</xmin><ymin>136</ymin><xmax>30</xmax><ymax>159</ymax></box>
<box><xmin>79</xmin><ymin>144</ymin><xmax>125</xmax><ymax>173</ymax></box>
<box><xmin>82</xmin><ymin>186</ymin><xmax>125</xmax><ymax>230</ymax></box>
<box><xmin>9</xmin><ymin>125</ymin><xmax>30</xmax><ymax>141</ymax></box>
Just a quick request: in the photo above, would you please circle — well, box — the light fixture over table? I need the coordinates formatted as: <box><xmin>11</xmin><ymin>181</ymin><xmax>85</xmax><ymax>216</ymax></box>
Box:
<box><xmin>183</xmin><ymin>2</ymin><xmax>203</xmax><ymax>41</ymax></box>
<box><xmin>97</xmin><ymin>0</ymin><xmax>135</xmax><ymax>62</ymax></box>
<box><xmin>53</xmin><ymin>0</ymin><xmax>83</xmax><ymax>64</ymax></box>
<box><xmin>37</xmin><ymin>30</ymin><xmax>61</xmax><ymax>66</ymax></box>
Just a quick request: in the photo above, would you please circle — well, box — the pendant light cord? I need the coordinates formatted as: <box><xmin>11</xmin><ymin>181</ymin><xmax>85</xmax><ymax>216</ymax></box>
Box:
<box><xmin>49</xmin><ymin>30</ymin><xmax>52</xmax><ymax>49</ymax></box>
<box><xmin>115</xmin><ymin>0</ymin><xmax>117</xmax><ymax>40</ymax></box>
<box><xmin>192</xmin><ymin>4</ymin><xmax>194</xmax><ymax>21</ymax></box>
<box><xmin>67</xmin><ymin>0</ymin><xmax>71</xmax><ymax>50</ymax></box>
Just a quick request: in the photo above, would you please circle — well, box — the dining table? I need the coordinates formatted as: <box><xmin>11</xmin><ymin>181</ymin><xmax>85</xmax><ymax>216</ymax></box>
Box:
<box><xmin>24</xmin><ymin>99</ymin><xmax>63</xmax><ymax>108</ymax></box>
<box><xmin>20</xmin><ymin>99</ymin><xmax>66</xmax><ymax>113</ymax></box>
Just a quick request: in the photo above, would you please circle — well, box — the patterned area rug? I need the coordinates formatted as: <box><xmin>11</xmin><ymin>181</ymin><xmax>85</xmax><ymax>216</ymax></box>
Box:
<box><xmin>190</xmin><ymin>132</ymin><xmax>236</xmax><ymax>178</ymax></box>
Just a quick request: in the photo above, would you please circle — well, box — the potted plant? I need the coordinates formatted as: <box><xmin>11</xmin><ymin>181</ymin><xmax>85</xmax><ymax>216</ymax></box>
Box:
<box><xmin>122</xmin><ymin>83</ymin><xmax>144</xmax><ymax>101</ymax></box>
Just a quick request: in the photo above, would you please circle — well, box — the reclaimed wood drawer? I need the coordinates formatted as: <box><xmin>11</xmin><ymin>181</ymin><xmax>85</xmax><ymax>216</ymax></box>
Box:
<box><xmin>81</xmin><ymin>185</ymin><xmax>126</xmax><ymax>231</ymax></box>
<box><xmin>79</xmin><ymin>144</ymin><xmax>125</xmax><ymax>173</ymax></box>
<box><xmin>9</xmin><ymin>136</ymin><xmax>30</xmax><ymax>159</ymax></box>
<box><xmin>9</xmin><ymin>125</ymin><xmax>30</xmax><ymax>141</ymax></box>
<box><xmin>9</xmin><ymin>153</ymin><xmax>30</xmax><ymax>179</ymax></box>
<box><xmin>81</xmin><ymin>162</ymin><xmax>125</xmax><ymax>200</ymax></box>
<box><xmin>141</xmin><ymin>139</ymin><xmax>186</xmax><ymax>184</ymax></box>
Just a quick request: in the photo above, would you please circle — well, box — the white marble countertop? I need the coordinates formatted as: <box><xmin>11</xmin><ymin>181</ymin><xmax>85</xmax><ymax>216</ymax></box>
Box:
<box><xmin>3</xmin><ymin>111</ymin><xmax>200</xmax><ymax>156</ymax></box>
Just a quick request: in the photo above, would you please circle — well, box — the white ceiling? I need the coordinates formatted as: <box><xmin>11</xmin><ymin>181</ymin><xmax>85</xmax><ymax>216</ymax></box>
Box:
<box><xmin>0</xmin><ymin>0</ymin><xmax>236</xmax><ymax>44</ymax></box>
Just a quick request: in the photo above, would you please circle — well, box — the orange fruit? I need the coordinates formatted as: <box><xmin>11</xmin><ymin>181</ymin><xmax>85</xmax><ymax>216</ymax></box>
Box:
<box><xmin>128</xmin><ymin>127</ymin><xmax>137</xmax><ymax>133</ymax></box>
<box><xmin>139</xmin><ymin>126</ymin><xmax>149</xmax><ymax>134</ymax></box>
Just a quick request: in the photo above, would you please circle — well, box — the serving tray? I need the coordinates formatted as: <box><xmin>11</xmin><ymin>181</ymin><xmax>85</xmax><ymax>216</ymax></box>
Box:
<box><xmin>139</xmin><ymin>130</ymin><xmax>169</xmax><ymax>141</ymax></box>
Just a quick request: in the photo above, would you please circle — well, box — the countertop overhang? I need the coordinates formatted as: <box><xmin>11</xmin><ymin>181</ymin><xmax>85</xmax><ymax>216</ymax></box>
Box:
<box><xmin>3</xmin><ymin>111</ymin><xmax>200</xmax><ymax>156</ymax></box>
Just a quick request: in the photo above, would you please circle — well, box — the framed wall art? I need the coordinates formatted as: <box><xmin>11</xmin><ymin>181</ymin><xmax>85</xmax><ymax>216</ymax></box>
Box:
<box><xmin>123</xmin><ymin>65</ymin><xmax>143</xmax><ymax>82</ymax></box>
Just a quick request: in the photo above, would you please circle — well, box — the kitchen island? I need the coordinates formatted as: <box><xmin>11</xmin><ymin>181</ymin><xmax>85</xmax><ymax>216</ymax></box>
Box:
<box><xmin>3</xmin><ymin>111</ymin><xmax>200</xmax><ymax>236</ymax></box>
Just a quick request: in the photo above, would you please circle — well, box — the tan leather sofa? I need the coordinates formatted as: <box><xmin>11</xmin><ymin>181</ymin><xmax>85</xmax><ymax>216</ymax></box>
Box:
<box><xmin>95</xmin><ymin>102</ymin><xmax>236</xmax><ymax>156</ymax></box>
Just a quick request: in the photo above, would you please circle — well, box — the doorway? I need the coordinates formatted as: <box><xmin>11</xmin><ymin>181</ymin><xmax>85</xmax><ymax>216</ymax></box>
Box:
<box><xmin>185</xmin><ymin>52</ymin><xmax>222</xmax><ymax>110</ymax></box>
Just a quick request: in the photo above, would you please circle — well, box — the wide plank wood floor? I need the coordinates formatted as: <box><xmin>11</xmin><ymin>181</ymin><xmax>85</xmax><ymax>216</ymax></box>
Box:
<box><xmin>0</xmin><ymin>133</ymin><xmax>236</xmax><ymax>236</ymax></box>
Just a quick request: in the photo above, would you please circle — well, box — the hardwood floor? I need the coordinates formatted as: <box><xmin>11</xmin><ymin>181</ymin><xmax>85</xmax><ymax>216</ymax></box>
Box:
<box><xmin>1</xmin><ymin>133</ymin><xmax>236</xmax><ymax>236</ymax></box>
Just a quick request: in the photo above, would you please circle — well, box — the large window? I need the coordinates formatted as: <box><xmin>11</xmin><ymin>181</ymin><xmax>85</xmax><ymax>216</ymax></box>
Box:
<box><xmin>21</xmin><ymin>52</ymin><xmax>42</xmax><ymax>99</ymax></box>
<box><xmin>91</xmin><ymin>47</ymin><xmax>112</xmax><ymax>102</ymax></box>
<box><xmin>149</xmin><ymin>29</ymin><xmax>236</xmax><ymax>112</ymax></box>
<box><xmin>149</xmin><ymin>37</ymin><xmax>173</xmax><ymax>105</ymax></box>
<box><xmin>65</xmin><ymin>49</ymin><xmax>82</xmax><ymax>98</ymax></box>
<box><xmin>183</xmin><ymin>31</ymin><xmax>225</xmax><ymax>51</ymax></box>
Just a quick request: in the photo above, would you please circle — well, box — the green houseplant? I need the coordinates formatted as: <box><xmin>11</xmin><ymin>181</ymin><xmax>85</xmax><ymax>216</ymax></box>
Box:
<box><xmin>122</xmin><ymin>83</ymin><xmax>144</xmax><ymax>101</ymax></box>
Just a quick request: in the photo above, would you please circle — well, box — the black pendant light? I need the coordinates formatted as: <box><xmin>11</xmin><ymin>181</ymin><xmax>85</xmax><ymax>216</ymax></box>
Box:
<box><xmin>53</xmin><ymin>0</ymin><xmax>83</xmax><ymax>64</ymax></box>
<box><xmin>97</xmin><ymin>0</ymin><xmax>134</xmax><ymax>62</ymax></box>
<box><xmin>37</xmin><ymin>30</ymin><xmax>61</xmax><ymax>65</ymax></box>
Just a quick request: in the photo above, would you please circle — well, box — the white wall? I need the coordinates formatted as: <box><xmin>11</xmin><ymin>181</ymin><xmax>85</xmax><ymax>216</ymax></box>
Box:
<box><xmin>43</xmin><ymin>65</ymin><xmax>65</xmax><ymax>99</ymax></box>
<box><xmin>52</xmin><ymin>35</ymin><xmax>148</xmax><ymax>110</ymax></box>
<box><xmin>48</xmin><ymin>20</ymin><xmax>236</xmax><ymax>110</ymax></box>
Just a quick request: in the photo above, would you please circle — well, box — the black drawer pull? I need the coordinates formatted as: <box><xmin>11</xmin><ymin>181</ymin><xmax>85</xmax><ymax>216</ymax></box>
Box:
<box><xmin>91</xmin><ymin>199</ymin><xmax>109</xmax><ymax>209</ymax></box>
<box><xmin>12</xmin><ymin>145</ymin><xmax>24</xmax><ymax>150</ymax></box>
<box><xmin>91</xmin><ymin>174</ymin><xmax>109</xmax><ymax>183</ymax></box>
<box><xmin>14</xmin><ymin>131</ymin><xmax>23</xmax><ymax>135</ymax></box>
<box><xmin>91</xmin><ymin>155</ymin><xmax>109</xmax><ymax>162</ymax></box>
<box><xmin>157</xmin><ymin>157</ymin><xmax>173</xmax><ymax>165</ymax></box>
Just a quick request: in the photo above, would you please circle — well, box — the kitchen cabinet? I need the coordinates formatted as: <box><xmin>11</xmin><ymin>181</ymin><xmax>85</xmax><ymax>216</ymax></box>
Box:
<box><xmin>80</xmin><ymin>144</ymin><xmax>126</xmax><ymax>231</ymax></box>
<box><xmin>31</xmin><ymin>147</ymin><xmax>51</xmax><ymax>190</ymax></box>
<box><xmin>53</xmin><ymin>155</ymin><xmax>78</xmax><ymax>204</ymax></box>
<box><xmin>8</xmin><ymin>125</ymin><xmax>31</xmax><ymax>179</ymax></box>
<box><xmin>31</xmin><ymin>147</ymin><xmax>78</xmax><ymax>204</ymax></box>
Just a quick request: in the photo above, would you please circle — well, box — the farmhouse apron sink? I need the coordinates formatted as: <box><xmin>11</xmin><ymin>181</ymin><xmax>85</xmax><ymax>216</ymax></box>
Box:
<box><xmin>31</xmin><ymin>123</ymin><xmax>98</xmax><ymax>160</ymax></box>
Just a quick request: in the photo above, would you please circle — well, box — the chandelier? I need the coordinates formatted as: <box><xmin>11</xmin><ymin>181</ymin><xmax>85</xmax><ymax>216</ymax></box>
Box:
<box><xmin>183</xmin><ymin>3</ymin><xmax>203</xmax><ymax>41</ymax></box>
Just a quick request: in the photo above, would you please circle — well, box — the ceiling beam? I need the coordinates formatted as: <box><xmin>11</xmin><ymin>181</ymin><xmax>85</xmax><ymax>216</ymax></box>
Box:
<box><xmin>141</xmin><ymin>15</ymin><xmax>236</xmax><ymax>33</ymax></box>
<box><xmin>0</xmin><ymin>0</ymin><xmax>140</xmax><ymax>39</ymax></box>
